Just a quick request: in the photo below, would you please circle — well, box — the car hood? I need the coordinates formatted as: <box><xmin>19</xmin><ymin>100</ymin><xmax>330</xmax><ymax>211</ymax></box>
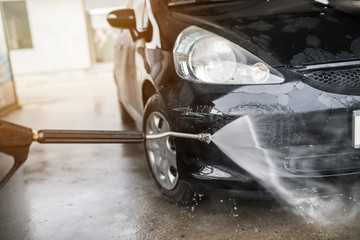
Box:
<box><xmin>170</xmin><ymin>1</ymin><xmax>360</xmax><ymax>67</ymax></box>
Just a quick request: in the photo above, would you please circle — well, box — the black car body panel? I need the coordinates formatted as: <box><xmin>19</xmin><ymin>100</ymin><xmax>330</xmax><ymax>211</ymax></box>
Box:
<box><xmin>160</xmin><ymin>66</ymin><xmax>360</xmax><ymax>192</ymax></box>
<box><xmin>169</xmin><ymin>0</ymin><xmax>360</xmax><ymax>66</ymax></box>
<box><xmin>111</xmin><ymin>0</ymin><xmax>360</xmax><ymax>196</ymax></box>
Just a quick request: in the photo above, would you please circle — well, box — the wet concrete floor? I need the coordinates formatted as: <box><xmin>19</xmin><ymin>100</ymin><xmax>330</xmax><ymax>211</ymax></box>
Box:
<box><xmin>1</xmin><ymin>65</ymin><xmax>360</xmax><ymax>239</ymax></box>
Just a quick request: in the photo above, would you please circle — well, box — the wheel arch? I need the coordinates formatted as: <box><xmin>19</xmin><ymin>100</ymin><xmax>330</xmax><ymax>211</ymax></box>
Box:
<box><xmin>142</xmin><ymin>80</ymin><xmax>157</xmax><ymax>107</ymax></box>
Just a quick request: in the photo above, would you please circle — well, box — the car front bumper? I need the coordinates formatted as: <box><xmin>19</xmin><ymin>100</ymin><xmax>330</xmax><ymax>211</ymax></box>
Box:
<box><xmin>163</xmin><ymin>72</ymin><xmax>360</xmax><ymax>196</ymax></box>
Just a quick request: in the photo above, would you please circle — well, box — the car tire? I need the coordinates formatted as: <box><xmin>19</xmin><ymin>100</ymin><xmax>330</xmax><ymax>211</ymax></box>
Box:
<box><xmin>119</xmin><ymin>101</ymin><xmax>134</xmax><ymax>124</ymax></box>
<box><xmin>144</xmin><ymin>94</ymin><xmax>196</xmax><ymax>205</ymax></box>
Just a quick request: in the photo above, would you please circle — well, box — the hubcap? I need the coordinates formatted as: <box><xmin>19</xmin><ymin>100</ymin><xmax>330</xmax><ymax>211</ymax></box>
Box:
<box><xmin>145</xmin><ymin>112</ymin><xmax>178</xmax><ymax>190</ymax></box>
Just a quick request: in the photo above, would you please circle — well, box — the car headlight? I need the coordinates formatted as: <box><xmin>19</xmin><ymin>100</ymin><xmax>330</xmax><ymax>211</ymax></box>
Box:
<box><xmin>173</xmin><ymin>26</ymin><xmax>284</xmax><ymax>85</ymax></box>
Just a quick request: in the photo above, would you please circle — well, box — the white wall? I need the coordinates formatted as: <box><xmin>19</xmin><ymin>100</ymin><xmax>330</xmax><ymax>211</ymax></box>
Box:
<box><xmin>10</xmin><ymin>0</ymin><xmax>91</xmax><ymax>74</ymax></box>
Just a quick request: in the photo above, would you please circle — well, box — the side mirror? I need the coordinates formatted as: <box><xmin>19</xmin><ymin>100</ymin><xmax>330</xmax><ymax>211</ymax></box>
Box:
<box><xmin>106</xmin><ymin>9</ymin><xmax>136</xmax><ymax>29</ymax></box>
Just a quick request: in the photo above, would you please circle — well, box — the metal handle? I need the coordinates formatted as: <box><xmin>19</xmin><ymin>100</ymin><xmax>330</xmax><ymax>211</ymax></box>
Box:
<box><xmin>146</xmin><ymin>132</ymin><xmax>212</xmax><ymax>144</ymax></box>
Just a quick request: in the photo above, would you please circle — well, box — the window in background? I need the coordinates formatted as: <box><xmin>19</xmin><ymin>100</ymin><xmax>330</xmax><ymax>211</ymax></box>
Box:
<box><xmin>2</xmin><ymin>0</ymin><xmax>33</xmax><ymax>50</ymax></box>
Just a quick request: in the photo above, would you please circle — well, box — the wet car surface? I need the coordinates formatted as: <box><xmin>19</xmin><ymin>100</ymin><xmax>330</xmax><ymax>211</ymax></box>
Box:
<box><xmin>108</xmin><ymin>0</ymin><xmax>360</xmax><ymax>204</ymax></box>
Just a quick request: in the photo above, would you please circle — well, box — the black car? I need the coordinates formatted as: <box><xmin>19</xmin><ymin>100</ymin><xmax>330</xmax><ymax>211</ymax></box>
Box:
<box><xmin>107</xmin><ymin>0</ymin><xmax>360</xmax><ymax>204</ymax></box>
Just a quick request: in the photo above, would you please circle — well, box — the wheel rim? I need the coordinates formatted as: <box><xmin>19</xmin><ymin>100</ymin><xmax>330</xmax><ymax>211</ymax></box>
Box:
<box><xmin>145</xmin><ymin>111</ymin><xmax>178</xmax><ymax>190</ymax></box>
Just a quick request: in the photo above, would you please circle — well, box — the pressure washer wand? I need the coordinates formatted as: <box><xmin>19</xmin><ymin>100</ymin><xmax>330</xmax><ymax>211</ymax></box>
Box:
<box><xmin>0</xmin><ymin>119</ymin><xmax>211</xmax><ymax>188</ymax></box>
<box><xmin>33</xmin><ymin>130</ymin><xmax>211</xmax><ymax>144</ymax></box>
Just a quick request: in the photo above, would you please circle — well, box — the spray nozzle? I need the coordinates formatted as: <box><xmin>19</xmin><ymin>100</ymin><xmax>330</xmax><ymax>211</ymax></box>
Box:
<box><xmin>146</xmin><ymin>132</ymin><xmax>212</xmax><ymax>144</ymax></box>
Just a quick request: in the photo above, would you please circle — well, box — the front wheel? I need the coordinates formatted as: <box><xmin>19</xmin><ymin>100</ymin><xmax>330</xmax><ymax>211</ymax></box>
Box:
<box><xmin>144</xmin><ymin>94</ymin><xmax>195</xmax><ymax>205</ymax></box>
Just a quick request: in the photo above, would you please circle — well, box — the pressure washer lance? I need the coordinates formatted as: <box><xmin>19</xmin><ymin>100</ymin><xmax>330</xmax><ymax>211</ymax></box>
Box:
<box><xmin>0</xmin><ymin>119</ymin><xmax>211</xmax><ymax>188</ymax></box>
<box><xmin>32</xmin><ymin>129</ymin><xmax>212</xmax><ymax>144</ymax></box>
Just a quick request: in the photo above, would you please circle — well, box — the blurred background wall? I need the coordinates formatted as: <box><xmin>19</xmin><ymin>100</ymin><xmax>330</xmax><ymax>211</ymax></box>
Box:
<box><xmin>1</xmin><ymin>0</ymin><xmax>128</xmax><ymax>75</ymax></box>
<box><xmin>3</xmin><ymin>0</ymin><xmax>91</xmax><ymax>74</ymax></box>
<box><xmin>0</xmin><ymin>0</ymin><xmax>127</xmax><ymax>115</ymax></box>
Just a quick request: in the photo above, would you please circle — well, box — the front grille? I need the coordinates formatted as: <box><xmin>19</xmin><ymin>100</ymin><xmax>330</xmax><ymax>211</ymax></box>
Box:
<box><xmin>283</xmin><ymin>145</ymin><xmax>360</xmax><ymax>176</ymax></box>
<box><xmin>302</xmin><ymin>67</ymin><xmax>360</xmax><ymax>94</ymax></box>
<box><xmin>284</xmin><ymin>153</ymin><xmax>360</xmax><ymax>176</ymax></box>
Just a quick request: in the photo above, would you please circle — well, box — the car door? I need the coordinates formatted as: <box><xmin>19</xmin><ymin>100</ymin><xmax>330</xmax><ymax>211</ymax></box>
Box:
<box><xmin>114</xmin><ymin>0</ymin><xmax>150</xmax><ymax>126</ymax></box>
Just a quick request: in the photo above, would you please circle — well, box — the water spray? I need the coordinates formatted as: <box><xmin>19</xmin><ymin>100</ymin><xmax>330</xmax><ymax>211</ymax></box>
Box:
<box><xmin>0</xmin><ymin>119</ymin><xmax>211</xmax><ymax>188</ymax></box>
<box><xmin>213</xmin><ymin>115</ymin><xmax>360</xmax><ymax>224</ymax></box>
